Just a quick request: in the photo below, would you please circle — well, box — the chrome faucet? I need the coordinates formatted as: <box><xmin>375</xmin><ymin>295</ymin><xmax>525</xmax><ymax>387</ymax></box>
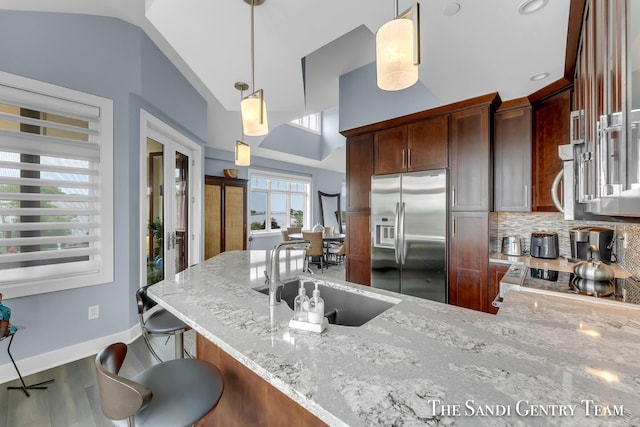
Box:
<box><xmin>266</xmin><ymin>240</ymin><xmax>311</xmax><ymax>306</ymax></box>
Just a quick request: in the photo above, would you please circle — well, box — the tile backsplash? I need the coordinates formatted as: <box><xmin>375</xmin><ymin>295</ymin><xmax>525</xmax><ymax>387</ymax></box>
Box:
<box><xmin>491</xmin><ymin>212</ymin><xmax>640</xmax><ymax>278</ymax></box>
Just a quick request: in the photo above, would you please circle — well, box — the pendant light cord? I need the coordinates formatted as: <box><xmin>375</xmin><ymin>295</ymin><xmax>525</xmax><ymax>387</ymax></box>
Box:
<box><xmin>394</xmin><ymin>0</ymin><xmax>398</xmax><ymax>17</ymax></box>
<box><xmin>250</xmin><ymin>0</ymin><xmax>255</xmax><ymax>93</ymax></box>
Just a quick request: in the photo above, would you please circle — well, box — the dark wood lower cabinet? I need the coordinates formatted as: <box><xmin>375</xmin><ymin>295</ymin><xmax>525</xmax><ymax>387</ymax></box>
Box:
<box><xmin>196</xmin><ymin>334</ymin><xmax>327</xmax><ymax>427</ymax></box>
<box><xmin>488</xmin><ymin>263</ymin><xmax>510</xmax><ymax>315</ymax></box>
<box><xmin>448</xmin><ymin>212</ymin><xmax>489</xmax><ymax>312</ymax></box>
<box><xmin>345</xmin><ymin>211</ymin><xmax>371</xmax><ymax>285</ymax></box>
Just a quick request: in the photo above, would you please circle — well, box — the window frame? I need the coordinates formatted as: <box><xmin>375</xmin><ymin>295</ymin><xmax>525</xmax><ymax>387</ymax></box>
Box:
<box><xmin>288</xmin><ymin>112</ymin><xmax>322</xmax><ymax>135</ymax></box>
<box><xmin>0</xmin><ymin>70</ymin><xmax>114</xmax><ymax>299</ymax></box>
<box><xmin>248</xmin><ymin>169</ymin><xmax>311</xmax><ymax>236</ymax></box>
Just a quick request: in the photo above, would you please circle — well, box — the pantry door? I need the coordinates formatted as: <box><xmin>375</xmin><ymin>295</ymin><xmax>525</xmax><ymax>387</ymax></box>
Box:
<box><xmin>140</xmin><ymin>111</ymin><xmax>201</xmax><ymax>286</ymax></box>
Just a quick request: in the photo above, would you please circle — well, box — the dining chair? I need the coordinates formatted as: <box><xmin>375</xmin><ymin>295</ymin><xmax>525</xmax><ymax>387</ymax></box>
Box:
<box><xmin>281</xmin><ymin>229</ymin><xmax>290</xmax><ymax>241</ymax></box>
<box><xmin>287</xmin><ymin>226</ymin><xmax>302</xmax><ymax>235</ymax></box>
<box><xmin>302</xmin><ymin>231</ymin><xmax>325</xmax><ymax>273</ymax></box>
<box><xmin>327</xmin><ymin>243</ymin><xmax>346</xmax><ymax>264</ymax></box>
<box><xmin>136</xmin><ymin>285</ymin><xmax>191</xmax><ymax>362</ymax></box>
<box><xmin>95</xmin><ymin>342</ymin><xmax>223</xmax><ymax>427</ymax></box>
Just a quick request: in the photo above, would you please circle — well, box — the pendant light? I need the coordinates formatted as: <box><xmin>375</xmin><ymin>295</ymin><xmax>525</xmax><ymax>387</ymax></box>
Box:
<box><xmin>241</xmin><ymin>0</ymin><xmax>269</xmax><ymax>136</ymax></box>
<box><xmin>235</xmin><ymin>82</ymin><xmax>251</xmax><ymax>166</ymax></box>
<box><xmin>376</xmin><ymin>1</ymin><xmax>421</xmax><ymax>91</ymax></box>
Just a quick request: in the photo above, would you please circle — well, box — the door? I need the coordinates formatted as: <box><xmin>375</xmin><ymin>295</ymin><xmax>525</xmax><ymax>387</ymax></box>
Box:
<box><xmin>401</xmin><ymin>170</ymin><xmax>447</xmax><ymax>302</ymax></box>
<box><xmin>141</xmin><ymin>111</ymin><xmax>201</xmax><ymax>287</ymax></box>
<box><xmin>145</xmin><ymin>138</ymin><xmax>192</xmax><ymax>284</ymax></box>
<box><xmin>370</xmin><ymin>174</ymin><xmax>401</xmax><ymax>293</ymax></box>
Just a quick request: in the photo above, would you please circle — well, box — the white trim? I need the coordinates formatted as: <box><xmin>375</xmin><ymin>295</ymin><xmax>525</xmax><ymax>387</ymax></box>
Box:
<box><xmin>0</xmin><ymin>324</ymin><xmax>141</xmax><ymax>384</ymax></box>
<box><xmin>248</xmin><ymin>168</ymin><xmax>312</xmax><ymax>234</ymax></box>
<box><xmin>139</xmin><ymin>110</ymin><xmax>202</xmax><ymax>289</ymax></box>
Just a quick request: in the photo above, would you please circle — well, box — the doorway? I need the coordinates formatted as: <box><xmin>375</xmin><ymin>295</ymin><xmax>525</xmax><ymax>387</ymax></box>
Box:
<box><xmin>140</xmin><ymin>111</ymin><xmax>201</xmax><ymax>286</ymax></box>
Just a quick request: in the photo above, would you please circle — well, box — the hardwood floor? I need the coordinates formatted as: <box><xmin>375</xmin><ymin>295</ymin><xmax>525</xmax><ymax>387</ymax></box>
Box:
<box><xmin>0</xmin><ymin>263</ymin><xmax>345</xmax><ymax>427</ymax></box>
<box><xmin>0</xmin><ymin>333</ymin><xmax>195</xmax><ymax>427</ymax></box>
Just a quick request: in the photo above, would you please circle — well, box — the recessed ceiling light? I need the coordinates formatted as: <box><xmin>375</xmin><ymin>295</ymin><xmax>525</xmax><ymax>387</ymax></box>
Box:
<box><xmin>443</xmin><ymin>3</ymin><xmax>461</xmax><ymax>16</ymax></box>
<box><xmin>518</xmin><ymin>0</ymin><xmax>548</xmax><ymax>15</ymax></box>
<box><xmin>529</xmin><ymin>72</ymin><xmax>550</xmax><ymax>81</ymax></box>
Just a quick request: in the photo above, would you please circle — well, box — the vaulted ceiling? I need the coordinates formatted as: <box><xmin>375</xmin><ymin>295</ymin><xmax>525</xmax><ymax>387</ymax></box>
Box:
<box><xmin>2</xmin><ymin>0</ymin><xmax>573</xmax><ymax>172</ymax></box>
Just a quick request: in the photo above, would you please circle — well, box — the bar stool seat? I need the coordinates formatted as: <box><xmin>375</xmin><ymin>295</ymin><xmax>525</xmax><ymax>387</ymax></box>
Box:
<box><xmin>136</xmin><ymin>286</ymin><xmax>190</xmax><ymax>361</ymax></box>
<box><xmin>95</xmin><ymin>342</ymin><xmax>223</xmax><ymax>427</ymax></box>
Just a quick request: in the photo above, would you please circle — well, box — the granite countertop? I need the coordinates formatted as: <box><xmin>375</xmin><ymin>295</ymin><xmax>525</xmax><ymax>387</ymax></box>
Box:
<box><xmin>149</xmin><ymin>250</ymin><xmax>640</xmax><ymax>426</ymax></box>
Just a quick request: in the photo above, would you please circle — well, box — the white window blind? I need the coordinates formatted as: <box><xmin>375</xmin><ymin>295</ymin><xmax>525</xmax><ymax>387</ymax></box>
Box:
<box><xmin>0</xmin><ymin>72</ymin><xmax>113</xmax><ymax>298</ymax></box>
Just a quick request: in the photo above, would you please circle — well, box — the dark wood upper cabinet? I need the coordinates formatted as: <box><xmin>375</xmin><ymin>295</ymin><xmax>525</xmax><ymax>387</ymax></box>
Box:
<box><xmin>374</xmin><ymin>125</ymin><xmax>407</xmax><ymax>175</ymax></box>
<box><xmin>346</xmin><ymin>133</ymin><xmax>373</xmax><ymax>212</ymax></box>
<box><xmin>408</xmin><ymin>115</ymin><xmax>449</xmax><ymax>171</ymax></box>
<box><xmin>374</xmin><ymin>116</ymin><xmax>449</xmax><ymax>175</ymax></box>
<box><xmin>531</xmin><ymin>88</ymin><xmax>571</xmax><ymax>211</ymax></box>
<box><xmin>494</xmin><ymin>102</ymin><xmax>532</xmax><ymax>212</ymax></box>
<box><xmin>449</xmin><ymin>106</ymin><xmax>492</xmax><ymax>211</ymax></box>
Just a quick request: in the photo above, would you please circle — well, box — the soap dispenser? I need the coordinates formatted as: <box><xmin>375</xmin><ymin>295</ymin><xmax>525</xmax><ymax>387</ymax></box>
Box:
<box><xmin>293</xmin><ymin>281</ymin><xmax>310</xmax><ymax>322</ymax></box>
<box><xmin>307</xmin><ymin>283</ymin><xmax>325</xmax><ymax>324</ymax></box>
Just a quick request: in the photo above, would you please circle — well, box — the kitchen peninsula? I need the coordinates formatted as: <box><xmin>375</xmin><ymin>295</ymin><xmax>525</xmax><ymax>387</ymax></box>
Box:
<box><xmin>148</xmin><ymin>250</ymin><xmax>640</xmax><ymax>426</ymax></box>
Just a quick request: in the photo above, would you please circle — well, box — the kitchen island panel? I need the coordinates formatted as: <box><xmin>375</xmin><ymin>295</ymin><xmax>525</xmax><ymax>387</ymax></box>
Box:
<box><xmin>196</xmin><ymin>334</ymin><xmax>326</xmax><ymax>427</ymax></box>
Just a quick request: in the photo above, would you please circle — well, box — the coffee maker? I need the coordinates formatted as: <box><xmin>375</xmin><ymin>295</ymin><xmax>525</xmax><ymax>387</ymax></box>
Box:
<box><xmin>569</xmin><ymin>226</ymin><xmax>592</xmax><ymax>262</ymax></box>
<box><xmin>589</xmin><ymin>227</ymin><xmax>614</xmax><ymax>264</ymax></box>
<box><xmin>569</xmin><ymin>226</ymin><xmax>614</xmax><ymax>264</ymax></box>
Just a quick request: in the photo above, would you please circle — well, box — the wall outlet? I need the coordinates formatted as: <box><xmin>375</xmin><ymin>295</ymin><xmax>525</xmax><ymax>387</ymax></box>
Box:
<box><xmin>88</xmin><ymin>305</ymin><xmax>100</xmax><ymax>320</ymax></box>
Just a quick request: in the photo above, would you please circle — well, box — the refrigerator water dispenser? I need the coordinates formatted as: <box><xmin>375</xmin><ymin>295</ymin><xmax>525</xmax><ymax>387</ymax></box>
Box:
<box><xmin>373</xmin><ymin>215</ymin><xmax>395</xmax><ymax>248</ymax></box>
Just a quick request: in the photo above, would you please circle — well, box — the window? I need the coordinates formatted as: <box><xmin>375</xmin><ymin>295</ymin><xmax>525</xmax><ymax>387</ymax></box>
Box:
<box><xmin>289</xmin><ymin>112</ymin><xmax>321</xmax><ymax>134</ymax></box>
<box><xmin>0</xmin><ymin>71</ymin><xmax>113</xmax><ymax>298</ymax></box>
<box><xmin>249</xmin><ymin>170</ymin><xmax>311</xmax><ymax>234</ymax></box>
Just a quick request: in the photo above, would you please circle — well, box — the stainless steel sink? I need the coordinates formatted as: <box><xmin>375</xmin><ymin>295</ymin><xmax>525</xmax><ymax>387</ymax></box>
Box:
<box><xmin>255</xmin><ymin>280</ymin><xmax>398</xmax><ymax>327</ymax></box>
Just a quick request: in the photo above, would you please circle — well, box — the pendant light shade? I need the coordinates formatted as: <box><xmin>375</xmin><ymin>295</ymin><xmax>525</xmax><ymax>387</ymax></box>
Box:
<box><xmin>376</xmin><ymin>2</ymin><xmax>421</xmax><ymax>91</ymax></box>
<box><xmin>241</xmin><ymin>90</ymin><xmax>268</xmax><ymax>136</ymax></box>
<box><xmin>235</xmin><ymin>140</ymin><xmax>250</xmax><ymax>166</ymax></box>
<box><xmin>235</xmin><ymin>81</ymin><xmax>251</xmax><ymax>166</ymax></box>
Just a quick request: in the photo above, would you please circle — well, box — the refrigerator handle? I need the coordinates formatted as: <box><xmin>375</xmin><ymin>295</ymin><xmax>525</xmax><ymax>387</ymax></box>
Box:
<box><xmin>400</xmin><ymin>202</ymin><xmax>407</xmax><ymax>264</ymax></box>
<box><xmin>394</xmin><ymin>202</ymin><xmax>401</xmax><ymax>264</ymax></box>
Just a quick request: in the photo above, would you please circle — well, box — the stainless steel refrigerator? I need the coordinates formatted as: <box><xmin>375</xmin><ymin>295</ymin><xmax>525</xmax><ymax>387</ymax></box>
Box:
<box><xmin>371</xmin><ymin>170</ymin><xmax>447</xmax><ymax>302</ymax></box>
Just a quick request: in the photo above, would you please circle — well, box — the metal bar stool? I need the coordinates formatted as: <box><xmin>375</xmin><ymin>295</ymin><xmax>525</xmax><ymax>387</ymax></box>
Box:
<box><xmin>136</xmin><ymin>285</ymin><xmax>191</xmax><ymax>361</ymax></box>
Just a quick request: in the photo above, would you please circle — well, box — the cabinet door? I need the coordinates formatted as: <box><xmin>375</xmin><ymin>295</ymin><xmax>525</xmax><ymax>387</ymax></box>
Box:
<box><xmin>346</xmin><ymin>133</ymin><xmax>373</xmax><ymax>211</ymax></box>
<box><xmin>345</xmin><ymin>211</ymin><xmax>370</xmax><ymax>286</ymax></box>
<box><xmin>224</xmin><ymin>185</ymin><xmax>246</xmax><ymax>251</ymax></box>
<box><xmin>374</xmin><ymin>125</ymin><xmax>407</xmax><ymax>175</ymax></box>
<box><xmin>449</xmin><ymin>212</ymin><xmax>488</xmax><ymax>312</ymax></box>
<box><xmin>205</xmin><ymin>184</ymin><xmax>222</xmax><ymax>259</ymax></box>
<box><xmin>532</xmin><ymin>89</ymin><xmax>571</xmax><ymax>211</ymax></box>
<box><xmin>488</xmin><ymin>263</ymin><xmax>509</xmax><ymax>315</ymax></box>
<box><xmin>408</xmin><ymin>115</ymin><xmax>448</xmax><ymax>171</ymax></box>
<box><xmin>204</xmin><ymin>176</ymin><xmax>247</xmax><ymax>260</ymax></box>
<box><xmin>450</xmin><ymin>107</ymin><xmax>491</xmax><ymax>211</ymax></box>
<box><xmin>494</xmin><ymin>106</ymin><xmax>532</xmax><ymax>211</ymax></box>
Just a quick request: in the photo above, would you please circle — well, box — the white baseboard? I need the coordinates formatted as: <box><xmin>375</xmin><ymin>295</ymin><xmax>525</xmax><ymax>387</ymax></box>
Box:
<box><xmin>0</xmin><ymin>325</ymin><xmax>142</xmax><ymax>385</ymax></box>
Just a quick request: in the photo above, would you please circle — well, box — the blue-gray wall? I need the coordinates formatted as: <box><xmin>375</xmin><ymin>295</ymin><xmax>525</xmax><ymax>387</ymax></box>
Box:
<box><xmin>0</xmin><ymin>10</ymin><xmax>346</xmax><ymax>368</ymax></box>
<box><xmin>0</xmin><ymin>11</ymin><xmax>207</xmax><ymax>362</ymax></box>
<box><xmin>339</xmin><ymin>62</ymin><xmax>442</xmax><ymax>132</ymax></box>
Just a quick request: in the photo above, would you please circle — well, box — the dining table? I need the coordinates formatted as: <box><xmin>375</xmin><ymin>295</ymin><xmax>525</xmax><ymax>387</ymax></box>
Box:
<box><xmin>288</xmin><ymin>232</ymin><xmax>346</xmax><ymax>242</ymax></box>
